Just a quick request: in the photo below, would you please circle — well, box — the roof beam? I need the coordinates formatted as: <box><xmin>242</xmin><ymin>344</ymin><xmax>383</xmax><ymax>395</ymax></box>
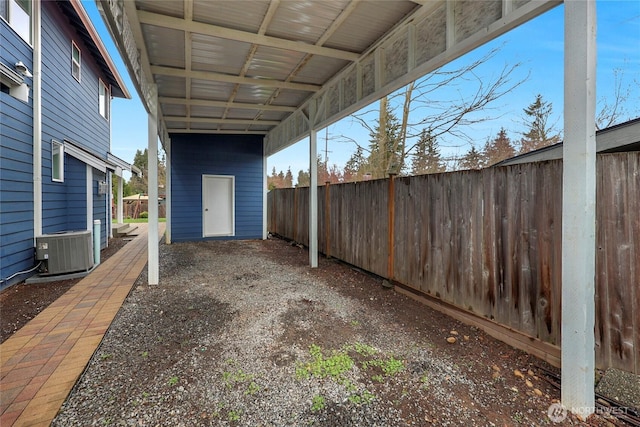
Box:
<box><xmin>164</xmin><ymin>116</ymin><xmax>280</xmax><ymax>126</ymax></box>
<box><xmin>158</xmin><ymin>96</ymin><xmax>296</xmax><ymax>112</ymax></box>
<box><xmin>166</xmin><ymin>129</ymin><xmax>268</xmax><ymax>135</ymax></box>
<box><xmin>137</xmin><ymin>10</ymin><xmax>360</xmax><ymax>62</ymax></box>
<box><xmin>151</xmin><ymin>65</ymin><xmax>321</xmax><ymax>92</ymax></box>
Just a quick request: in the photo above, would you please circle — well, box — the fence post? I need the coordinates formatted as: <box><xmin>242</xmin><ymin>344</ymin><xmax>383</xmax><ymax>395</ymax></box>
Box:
<box><xmin>272</xmin><ymin>190</ymin><xmax>276</xmax><ymax>235</ymax></box>
<box><xmin>325</xmin><ymin>181</ymin><xmax>331</xmax><ymax>258</ymax></box>
<box><xmin>388</xmin><ymin>173</ymin><xmax>396</xmax><ymax>280</ymax></box>
<box><xmin>293</xmin><ymin>187</ymin><xmax>298</xmax><ymax>242</ymax></box>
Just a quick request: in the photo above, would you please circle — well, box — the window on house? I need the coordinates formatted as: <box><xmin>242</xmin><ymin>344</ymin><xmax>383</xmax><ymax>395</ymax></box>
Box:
<box><xmin>52</xmin><ymin>140</ymin><xmax>64</xmax><ymax>182</ymax></box>
<box><xmin>0</xmin><ymin>0</ymin><xmax>32</xmax><ymax>44</ymax></box>
<box><xmin>99</xmin><ymin>79</ymin><xmax>110</xmax><ymax>120</ymax></box>
<box><xmin>72</xmin><ymin>42</ymin><xmax>81</xmax><ymax>82</ymax></box>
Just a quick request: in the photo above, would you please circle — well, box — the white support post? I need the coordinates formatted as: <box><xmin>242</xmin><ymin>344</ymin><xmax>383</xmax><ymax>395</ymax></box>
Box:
<box><xmin>148</xmin><ymin>90</ymin><xmax>159</xmax><ymax>285</ymax></box>
<box><xmin>562</xmin><ymin>0</ymin><xmax>597</xmax><ymax>417</ymax></box>
<box><xmin>86</xmin><ymin>165</ymin><xmax>92</xmax><ymax>232</ymax></box>
<box><xmin>165</xmin><ymin>138</ymin><xmax>172</xmax><ymax>244</ymax></box>
<box><xmin>309</xmin><ymin>128</ymin><xmax>318</xmax><ymax>268</ymax></box>
<box><xmin>262</xmin><ymin>139</ymin><xmax>268</xmax><ymax>240</ymax></box>
<box><xmin>107</xmin><ymin>172</ymin><xmax>112</xmax><ymax>240</ymax></box>
<box><xmin>117</xmin><ymin>173</ymin><xmax>124</xmax><ymax>224</ymax></box>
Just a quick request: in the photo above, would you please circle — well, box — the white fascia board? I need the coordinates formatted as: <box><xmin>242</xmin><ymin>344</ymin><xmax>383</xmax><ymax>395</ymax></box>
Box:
<box><xmin>64</xmin><ymin>140</ymin><xmax>109</xmax><ymax>172</ymax></box>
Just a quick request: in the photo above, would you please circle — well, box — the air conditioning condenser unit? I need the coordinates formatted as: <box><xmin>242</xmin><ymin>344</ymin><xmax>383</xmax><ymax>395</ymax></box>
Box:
<box><xmin>35</xmin><ymin>230</ymin><xmax>94</xmax><ymax>275</ymax></box>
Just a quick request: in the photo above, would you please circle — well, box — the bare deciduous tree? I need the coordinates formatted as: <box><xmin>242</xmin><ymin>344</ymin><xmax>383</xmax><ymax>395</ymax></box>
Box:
<box><xmin>343</xmin><ymin>46</ymin><xmax>526</xmax><ymax>177</ymax></box>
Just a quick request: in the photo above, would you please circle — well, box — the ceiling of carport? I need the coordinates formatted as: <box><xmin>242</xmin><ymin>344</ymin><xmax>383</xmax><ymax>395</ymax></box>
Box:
<box><xmin>98</xmin><ymin>0</ymin><xmax>560</xmax><ymax>156</ymax></box>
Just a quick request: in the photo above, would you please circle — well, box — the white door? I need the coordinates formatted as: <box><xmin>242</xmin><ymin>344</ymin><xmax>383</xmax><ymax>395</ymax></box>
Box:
<box><xmin>202</xmin><ymin>175</ymin><xmax>235</xmax><ymax>237</ymax></box>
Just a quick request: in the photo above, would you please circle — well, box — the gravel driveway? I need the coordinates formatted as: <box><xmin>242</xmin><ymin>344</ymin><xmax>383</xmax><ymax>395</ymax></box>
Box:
<box><xmin>52</xmin><ymin>238</ymin><xmax>609</xmax><ymax>426</ymax></box>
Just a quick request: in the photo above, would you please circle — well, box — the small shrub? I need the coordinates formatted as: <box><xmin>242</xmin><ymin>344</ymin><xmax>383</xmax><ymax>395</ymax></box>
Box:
<box><xmin>139</xmin><ymin>211</ymin><xmax>148</xmax><ymax>218</ymax></box>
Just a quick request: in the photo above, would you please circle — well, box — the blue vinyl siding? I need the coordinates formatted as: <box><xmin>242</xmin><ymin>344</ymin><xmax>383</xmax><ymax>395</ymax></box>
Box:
<box><xmin>171</xmin><ymin>134</ymin><xmax>264</xmax><ymax>242</ymax></box>
<box><xmin>40</xmin><ymin>2</ymin><xmax>110</xmax><ymax>155</ymax></box>
<box><xmin>92</xmin><ymin>170</ymin><xmax>107</xmax><ymax>248</ymax></box>
<box><xmin>1</xmin><ymin>3</ymin><xmax>115</xmax><ymax>287</ymax></box>
<box><xmin>1</xmin><ymin>20</ymin><xmax>34</xmax><ymax>287</ymax></box>
<box><xmin>39</xmin><ymin>2</ymin><xmax>110</xmax><ymax>246</ymax></box>
<box><xmin>65</xmin><ymin>156</ymin><xmax>87</xmax><ymax>231</ymax></box>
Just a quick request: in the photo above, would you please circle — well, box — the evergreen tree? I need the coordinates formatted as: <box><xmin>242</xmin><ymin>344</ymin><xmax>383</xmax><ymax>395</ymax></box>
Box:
<box><xmin>128</xmin><ymin>148</ymin><xmax>166</xmax><ymax>195</ymax></box>
<box><xmin>344</xmin><ymin>146</ymin><xmax>365</xmax><ymax>182</ymax></box>
<box><xmin>483</xmin><ymin>127</ymin><xmax>515</xmax><ymax>166</ymax></box>
<box><xmin>267</xmin><ymin>167</ymin><xmax>284</xmax><ymax>190</ymax></box>
<box><xmin>519</xmin><ymin>94</ymin><xmax>561</xmax><ymax>153</ymax></box>
<box><xmin>367</xmin><ymin>98</ymin><xmax>403</xmax><ymax>178</ymax></box>
<box><xmin>411</xmin><ymin>129</ymin><xmax>445</xmax><ymax>175</ymax></box>
<box><xmin>458</xmin><ymin>146</ymin><xmax>484</xmax><ymax>170</ymax></box>
<box><xmin>296</xmin><ymin>170</ymin><xmax>310</xmax><ymax>187</ymax></box>
<box><xmin>284</xmin><ymin>167</ymin><xmax>294</xmax><ymax>188</ymax></box>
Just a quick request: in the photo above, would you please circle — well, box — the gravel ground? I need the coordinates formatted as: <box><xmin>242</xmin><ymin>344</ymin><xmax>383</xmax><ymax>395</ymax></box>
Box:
<box><xmin>52</xmin><ymin>238</ymin><xmax>616</xmax><ymax>426</ymax></box>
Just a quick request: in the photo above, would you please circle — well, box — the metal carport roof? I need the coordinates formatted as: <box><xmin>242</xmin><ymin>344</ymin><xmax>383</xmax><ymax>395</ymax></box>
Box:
<box><xmin>97</xmin><ymin>0</ymin><xmax>561</xmax><ymax>155</ymax></box>
<box><xmin>96</xmin><ymin>0</ymin><xmax>599</xmax><ymax>416</ymax></box>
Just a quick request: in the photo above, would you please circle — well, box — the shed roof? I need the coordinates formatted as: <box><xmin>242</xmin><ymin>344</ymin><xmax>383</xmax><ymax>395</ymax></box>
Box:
<box><xmin>495</xmin><ymin>117</ymin><xmax>640</xmax><ymax>167</ymax></box>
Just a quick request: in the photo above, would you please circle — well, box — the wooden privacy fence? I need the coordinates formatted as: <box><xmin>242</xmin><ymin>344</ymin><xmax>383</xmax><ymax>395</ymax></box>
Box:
<box><xmin>267</xmin><ymin>152</ymin><xmax>640</xmax><ymax>375</ymax></box>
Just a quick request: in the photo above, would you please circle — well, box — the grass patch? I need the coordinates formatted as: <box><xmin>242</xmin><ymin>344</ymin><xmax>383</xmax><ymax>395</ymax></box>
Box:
<box><xmin>296</xmin><ymin>344</ymin><xmax>354</xmax><ymax>380</ymax></box>
<box><xmin>296</xmin><ymin>342</ymin><xmax>408</xmax><ymax>411</ymax></box>
<box><xmin>112</xmin><ymin>218</ymin><xmax>166</xmax><ymax>224</ymax></box>
<box><xmin>311</xmin><ymin>395</ymin><xmax>326</xmax><ymax>412</ymax></box>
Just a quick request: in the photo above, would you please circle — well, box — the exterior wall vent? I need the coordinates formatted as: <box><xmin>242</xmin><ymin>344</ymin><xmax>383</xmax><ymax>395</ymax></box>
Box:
<box><xmin>35</xmin><ymin>230</ymin><xmax>94</xmax><ymax>275</ymax></box>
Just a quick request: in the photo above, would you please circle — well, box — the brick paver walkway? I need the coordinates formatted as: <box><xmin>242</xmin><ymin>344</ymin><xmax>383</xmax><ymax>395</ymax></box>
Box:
<box><xmin>0</xmin><ymin>223</ymin><xmax>164</xmax><ymax>426</ymax></box>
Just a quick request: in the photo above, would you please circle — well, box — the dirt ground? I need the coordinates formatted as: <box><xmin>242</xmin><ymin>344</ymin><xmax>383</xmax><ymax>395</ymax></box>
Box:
<box><xmin>0</xmin><ymin>237</ymin><xmax>129</xmax><ymax>343</ymax></box>
<box><xmin>17</xmin><ymin>237</ymin><xmax>617</xmax><ymax>426</ymax></box>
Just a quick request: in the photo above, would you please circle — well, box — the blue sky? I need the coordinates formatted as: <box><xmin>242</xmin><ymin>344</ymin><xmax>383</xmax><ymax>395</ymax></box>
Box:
<box><xmin>85</xmin><ymin>1</ymin><xmax>640</xmax><ymax>178</ymax></box>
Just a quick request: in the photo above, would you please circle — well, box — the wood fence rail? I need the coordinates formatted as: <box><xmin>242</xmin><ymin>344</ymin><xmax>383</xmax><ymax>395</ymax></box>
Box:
<box><xmin>267</xmin><ymin>152</ymin><xmax>639</xmax><ymax>375</ymax></box>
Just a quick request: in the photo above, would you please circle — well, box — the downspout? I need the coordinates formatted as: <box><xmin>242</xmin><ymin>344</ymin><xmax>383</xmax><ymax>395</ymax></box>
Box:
<box><xmin>33</xmin><ymin>0</ymin><xmax>42</xmax><ymax>237</ymax></box>
<box><xmin>165</xmin><ymin>138</ymin><xmax>172</xmax><ymax>244</ymax></box>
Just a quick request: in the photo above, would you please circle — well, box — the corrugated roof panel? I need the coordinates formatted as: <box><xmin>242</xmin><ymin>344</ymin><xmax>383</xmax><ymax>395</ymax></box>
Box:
<box><xmin>268</xmin><ymin>89</ymin><xmax>311</xmax><ymax>108</ymax></box>
<box><xmin>259</xmin><ymin>110</ymin><xmax>289</xmax><ymax>122</ymax></box>
<box><xmin>233</xmin><ymin>84</ymin><xmax>279</xmax><ymax>105</ymax></box>
<box><xmin>190</xmin><ymin>79</ymin><xmax>234</xmax><ymax>101</ymax></box>
<box><xmin>266</xmin><ymin>0</ymin><xmax>349</xmax><ymax>44</ymax></box>
<box><xmin>247</xmin><ymin>46</ymin><xmax>306</xmax><ymax>81</ymax></box>
<box><xmin>247</xmin><ymin>125</ymin><xmax>271</xmax><ymax>132</ymax></box>
<box><xmin>225</xmin><ymin>109</ymin><xmax>260</xmax><ymax>120</ymax></box>
<box><xmin>156</xmin><ymin>75</ymin><xmax>186</xmax><ymax>98</ymax></box>
<box><xmin>165</xmin><ymin>120</ymin><xmax>185</xmax><ymax>129</ymax></box>
<box><xmin>191</xmin><ymin>34</ymin><xmax>251</xmax><ymax>75</ymax></box>
<box><xmin>190</xmin><ymin>105</ymin><xmax>226</xmax><ymax>118</ymax></box>
<box><xmin>160</xmin><ymin>104</ymin><xmax>187</xmax><ymax>116</ymax></box>
<box><xmin>294</xmin><ymin>56</ymin><xmax>348</xmax><ymax>86</ymax></box>
<box><xmin>142</xmin><ymin>24</ymin><xmax>185</xmax><ymax>69</ymax></box>
<box><xmin>192</xmin><ymin>0</ymin><xmax>269</xmax><ymax>33</ymax></box>
<box><xmin>324</xmin><ymin>1</ymin><xmax>418</xmax><ymax>52</ymax></box>
<box><xmin>188</xmin><ymin>122</ymin><xmax>220</xmax><ymax>130</ymax></box>
<box><xmin>137</xmin><ymin>0</ymin><xmax>183</xmax><ymax>19</ymax></box>
<box><xmin>214</xmin><ymin>123</ymin><xmax>249</xmax><ymax>131</ymax></box>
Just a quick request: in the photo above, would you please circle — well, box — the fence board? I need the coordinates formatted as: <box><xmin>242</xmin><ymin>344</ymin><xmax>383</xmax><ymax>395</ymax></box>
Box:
<box><xmin>595</xmin><ymin>153</ymin><xmax>640</xmax><ymax>373</ymax></box>
<box><xmin>268</xmin><ymin>153</ymin><xmax>639</xmax><ymax>374</ymax></box>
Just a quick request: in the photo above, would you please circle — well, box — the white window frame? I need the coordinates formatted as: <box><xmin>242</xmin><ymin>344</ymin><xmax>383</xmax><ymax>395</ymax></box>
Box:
<box><xmin>52</xmin><ymin>140</ymin><xmax>64</xmax><ymax>182</ymax></box>
<box><xmin>1</xmin><ymin>0</ymin><xmax>32</xmax><ymax>44</ymax></box>
<box><xmin>99</xmin><ymin>79</ymin><xmax>110</xmax><ymax>120</ymax></box>
<box><xmin>71</xmin><ymin>41</ymin><xmax>81</xmax><ymax>82</ymax></box>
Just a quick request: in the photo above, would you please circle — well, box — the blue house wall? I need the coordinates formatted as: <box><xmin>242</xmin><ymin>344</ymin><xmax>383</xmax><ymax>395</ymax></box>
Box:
<box><xmin>40</xmin><ymin>1</ymin><xmax>110</xmax><ymax>246</ymax></box>
<box><xmin>171</xmin><ymin>134</ymin><xmax>264</xmax><ymax>242</ymax></box>
<box><xmin>1</xmin><ymin>18</ymin><xmax>35</xmax><ymax>286</ymax></box>
<box><xmin>1</xmin><ymin>2</ymin><xmax>119</xmax><ymax>288</ymax></box>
